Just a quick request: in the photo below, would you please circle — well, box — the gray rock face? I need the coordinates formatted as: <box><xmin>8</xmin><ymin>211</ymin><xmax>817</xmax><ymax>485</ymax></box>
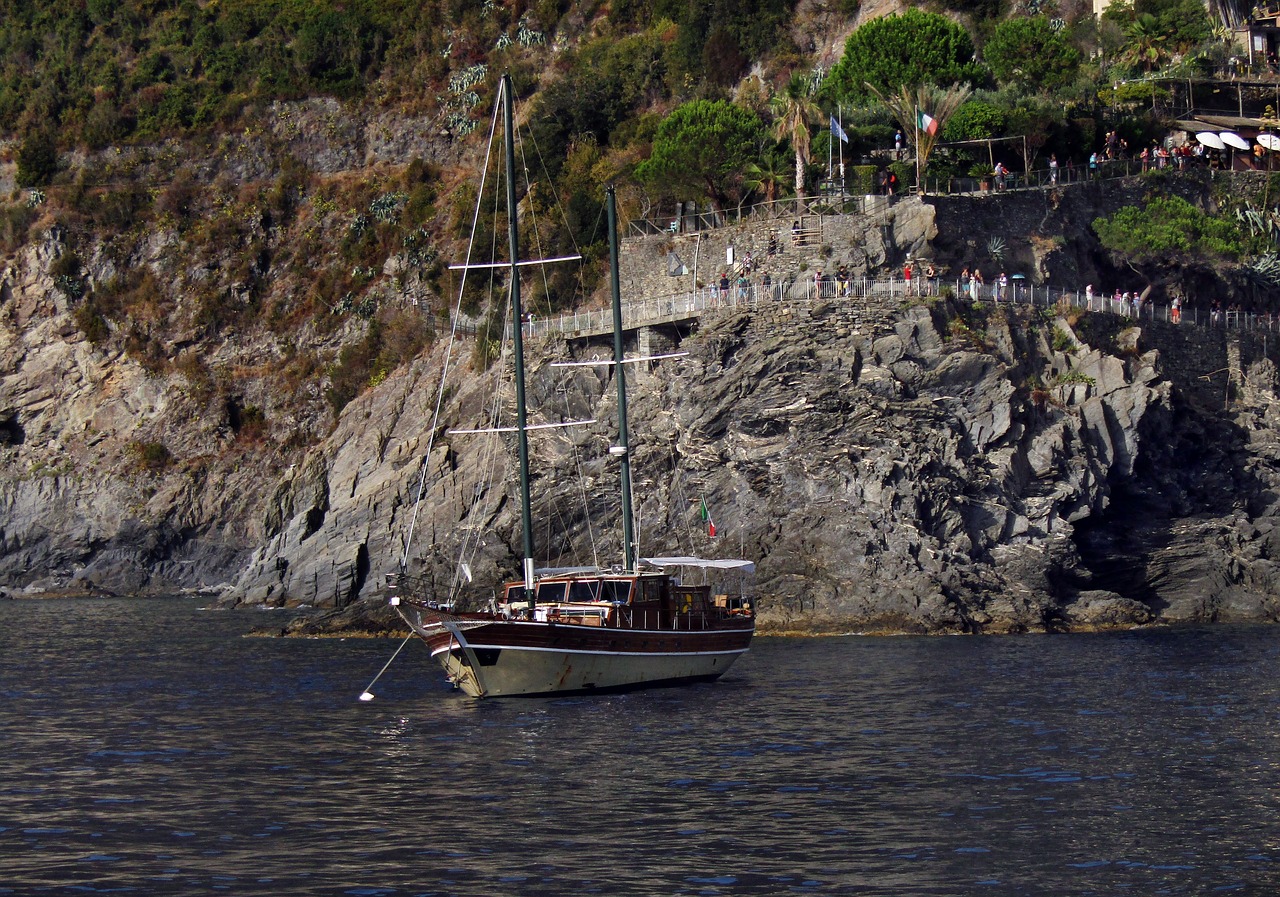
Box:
<box><xmin>5</xmin><ymin>170</ymin><xmax>1280</xmax><ymax>633</ymax></box>
<box><xmin>0</xmin><ymin>233</ymin><xmax>280</xmax><ymax>595</ymax></box>
<box><xmin>219</xmin><ymin>295</ymin><xmax>1280</xmax><ymax>635</ymax></box>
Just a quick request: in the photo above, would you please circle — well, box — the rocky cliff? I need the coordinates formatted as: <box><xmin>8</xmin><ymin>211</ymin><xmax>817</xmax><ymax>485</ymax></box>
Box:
<box><xmin>225</xmin><ymin>286</ymin><xmax>1280</xmax><ymax>634</ymax></box>
<box><xmin>7</xmin><ymin>169</ymin><xmax>1280</xmax><ymax>632</ymax></box>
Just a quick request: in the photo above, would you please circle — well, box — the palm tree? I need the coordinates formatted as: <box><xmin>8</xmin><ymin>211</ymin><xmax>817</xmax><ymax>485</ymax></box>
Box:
<box><xmin>744</xmin><ymin>149</ymin><xmax>792</xmax><ymax>205</ymax></box>
<box><xmin>870</xmin><ymin>83</ymin><xmax>972</xmax><ymax>194</ymax></box>
<box><xmin>1123</xmin><ymin>14</ymin><xmax>1168</xmax><ymax>73</ymax></box>
<box><xmin>770</xmin><ymin>72</ymin><xmax>821</xmax><ymax>211</ymax></box>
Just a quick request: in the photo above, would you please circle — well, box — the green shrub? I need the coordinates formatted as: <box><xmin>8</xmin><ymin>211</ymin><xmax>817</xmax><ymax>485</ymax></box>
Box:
<box><xmin>0</xmin><ymin>205</ymin><xmax>36</xmax><ymax>254</ymax></box>
<box><xmin>74</xmin><ymin>301</ymin><xmax>110</xmax><ymax>344</ymax></box>
<box><xmin>128</xmin><ymin>440</ymin><xmax>173</xmax><ymax>472</ymax></box>
<box><xmin>1051</xmin><ymin>325</ymin><xmax>1076</xmax><ymax>353</ymax></box>
<box><xmin>16</xmin><ymin>130</ymin><xmax>58</xmax><ymax>187</ymax></box>
<box><xmin>850</xmin><ymin>164</ymin><xmax>877</xmax><ymax>195</ymax></box>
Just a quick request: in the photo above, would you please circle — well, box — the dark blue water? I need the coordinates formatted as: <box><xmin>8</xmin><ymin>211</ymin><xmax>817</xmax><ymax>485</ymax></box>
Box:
<box><xmin>1</xmin><ymin>598</ymin><xmax>1278</xmax><ymax>895</ymax></box>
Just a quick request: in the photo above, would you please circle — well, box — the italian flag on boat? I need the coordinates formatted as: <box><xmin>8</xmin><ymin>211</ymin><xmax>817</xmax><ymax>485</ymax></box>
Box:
<box><xmin>917</xmin><ymin>109</ymin><xmax>938</xmax><ymax>136</ymax></box>
<box><xmin>700</xmin><ymin>498</ymin><xmax>716</xmax><ymax>537</ymax></box>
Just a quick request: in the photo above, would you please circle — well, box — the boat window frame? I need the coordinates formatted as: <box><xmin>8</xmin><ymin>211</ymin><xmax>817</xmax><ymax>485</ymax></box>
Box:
<box><xmin>601</xmin><ymin>579</ymin><xmax>633</xmax><ymax>604</ymax></box>
<box><xmin>536</xmin><ymin>580</ymin><xmax>569</xmax><ymax>604</ymax></box>
<box><xmin>567</xmin><ymin>579</ymin><xmax>601</xmax><ymax>603</ymax></box>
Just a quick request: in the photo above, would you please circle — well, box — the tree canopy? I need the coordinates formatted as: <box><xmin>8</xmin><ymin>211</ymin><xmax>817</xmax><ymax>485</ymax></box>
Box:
<box><xmin>1093</xmin><ymin>195</ymin><xmax>1244</xmax><ymax>265</ymax></box>
<box><xmin>634</xmin><ymin>99</ymin><xmax>766</xmax><ymax>211</ymax></box>
<box><xmin>983</xmin><ymin>16</ymin><xmax>1081</xmax><ymax>91</ymax></box>
<box><xmin>824</xmin><ymin>10</ymin><xmax>984</xmax><ymax>104</ymax></box>
<box><xmin>770</xmin><ymin>73</ymin><xmax>821</xmax><ymax>207</ymax></box>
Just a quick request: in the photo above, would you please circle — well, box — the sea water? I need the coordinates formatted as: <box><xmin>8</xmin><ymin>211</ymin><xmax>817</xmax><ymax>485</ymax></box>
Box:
<box><xmin>1</xmin><ymin>597</ymin><xmax>1277</xmax><ymax>895</ymax></box>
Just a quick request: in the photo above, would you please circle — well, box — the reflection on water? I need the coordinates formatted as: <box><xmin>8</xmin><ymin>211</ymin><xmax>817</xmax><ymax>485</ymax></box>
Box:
<box><xmin>1</xmin><ymin>599</ymin><xmax>1279</xmax><ymax>895</ymax></box>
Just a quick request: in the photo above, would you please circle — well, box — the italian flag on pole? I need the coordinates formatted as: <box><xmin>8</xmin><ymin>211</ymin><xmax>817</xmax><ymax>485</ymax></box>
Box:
<box><xmin>917</xmin><ymin>109</ymin><xmax>938</xmax><ymax>136</ymax></box>
<box><xmin>700</xmin><ymin>498</ymin><xmax>717</xmax><ymax>537</ymax></box>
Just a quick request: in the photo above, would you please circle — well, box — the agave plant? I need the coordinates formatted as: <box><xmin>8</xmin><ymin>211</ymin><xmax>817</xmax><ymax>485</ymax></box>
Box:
<box><xmin>1247</xmin><ymin>253</ymin><xmax>1280</xmax><ymax>287</ymax></box>
<box><xmin>987</xmin><ymin>236</ymin><xmax>1007</xmax><ymax>267</ymax></box>
<box><xmin>1236</xmin><ymin>205</ymin><xmax>1280</xmax><ymax>243</ymax></box>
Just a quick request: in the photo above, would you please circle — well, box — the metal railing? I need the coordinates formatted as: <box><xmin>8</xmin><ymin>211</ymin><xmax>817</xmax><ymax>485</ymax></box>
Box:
<box><xmin>508</xmin><ymin>275</ymin><xmax>1280</xmax><ymax>342</ymax></box>
<box><xmin>628</xmin><ymin>157</ymin><xmax>1260</xmax><ymax>236</ymax></box>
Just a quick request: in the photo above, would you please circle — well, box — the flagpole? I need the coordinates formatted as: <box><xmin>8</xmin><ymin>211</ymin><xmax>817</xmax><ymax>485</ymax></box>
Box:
<box><xmin>838</xmin><ymin>104</ymin><xmax>845</xmax><ymax>198</ymax></box>
<box><xmin>915</xmin><ymin>104</ymin><xmax>921</xmax><ymax>195</ymax></box>
<box><xmin>829</xmin><ymin>114</ymin><xmax>839</xmax><ymax>186</ymax></box>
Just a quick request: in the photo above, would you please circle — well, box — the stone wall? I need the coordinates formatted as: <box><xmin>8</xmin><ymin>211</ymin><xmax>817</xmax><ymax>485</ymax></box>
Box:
<box><xmin>618</xmin><ymin>196</ymin><xmax>938</xmax><ymax>302</ymax></box>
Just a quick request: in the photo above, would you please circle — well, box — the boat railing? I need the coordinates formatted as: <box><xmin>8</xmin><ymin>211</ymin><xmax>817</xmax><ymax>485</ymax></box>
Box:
<box><xmin>613</xmin><ymin>607</ymin><xmax>714</xmax><ymax>630</ymax></box>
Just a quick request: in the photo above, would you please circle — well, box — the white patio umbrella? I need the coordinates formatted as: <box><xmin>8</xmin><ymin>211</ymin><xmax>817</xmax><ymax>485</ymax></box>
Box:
<box><xmin>1219</xmin><ymin>132</ymin><xmax>1250</xmax><ymax>169</ymax></box>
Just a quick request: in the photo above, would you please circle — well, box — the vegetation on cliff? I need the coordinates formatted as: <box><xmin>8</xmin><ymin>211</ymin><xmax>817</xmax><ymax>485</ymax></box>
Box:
<box><xmin>1</xmin><ymin>0</ymin><xmax>1276</xmax><ymax>602</ymax></box>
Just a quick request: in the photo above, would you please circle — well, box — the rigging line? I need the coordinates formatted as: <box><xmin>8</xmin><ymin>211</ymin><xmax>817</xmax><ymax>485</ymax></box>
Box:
<box><xmin>453</xmin><ymin>135</ymin><xmax>526</xmax><ymax>600</ymax></box>
<box><xmin>560</xmin><ymin>381</ymin><xmax>601</xmax><ymax>569</ymax></box>
<box><xmin>357</xmin><ymin>631</ymin><xmax>415</xmax><ymax>702</ymax></box>
<box><xmin>433</xmin><ymin>94</ymin><xmax>509</xmax><ymax>604</ymax></box>
<box><xmin>523</xmin><ymin>112</ymin><xmax>592</xmax><ymax>314</ymax></box>
<box><xmin>513</xmin><ymin>117</ymin><xmax>559</xmax><ymax>324</ymax></box>
<box><xmin>451</xmin><ymin>319</ymin><xmax>507</xmax><ymax>599</ymax></box>
<box><xmin>450</xmin><ymin>151</ymin><xmax>513</xmax><ymax>603</ymax></box>
<box><xmin>398</xmin><ymin>92</ymin><xmax>504</xmax><ymax>575</ymax></box>
<box><xmin>670</xmin><ymin>443</ymin><xmax>698</xmax><ymax>558</ymax></box>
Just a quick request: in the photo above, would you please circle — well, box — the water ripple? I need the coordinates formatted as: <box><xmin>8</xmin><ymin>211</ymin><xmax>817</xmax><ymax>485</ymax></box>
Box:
<box><xmin>2</xmin><ymin>600</ymin><xmax>1280</xmax><ymax>894</ymax></box>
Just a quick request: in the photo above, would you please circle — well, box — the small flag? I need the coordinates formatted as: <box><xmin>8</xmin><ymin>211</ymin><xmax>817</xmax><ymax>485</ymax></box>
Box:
<box><xmin>830</xmin><ymin>115</ymin><xmax>849</xmax><ymax>144</ymax></box>
<box><xmin>700</xmin><ymin>498</ymin><xmax>717</xmax><ymax>537</ymax></box>
<box><xmin>917</xmin><ymin>109</ymin><xmax>938</xmax><ymax>136</ymax></box>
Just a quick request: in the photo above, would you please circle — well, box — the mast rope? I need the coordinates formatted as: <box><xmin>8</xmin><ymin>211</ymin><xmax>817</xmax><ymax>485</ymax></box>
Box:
<box><xmin>399</xmin><ymin>96</ymin><xmax>506</xmax><ymax>605</ymax></box>
<box><xmin>559</xmin><ymin>383</ymin><xmax>601</xmax><ymax>569</ymax></box>
<box><xmin>448</xmin><ymin>111</ymin><xmax>516</xmax><ymax>603</ymax></box>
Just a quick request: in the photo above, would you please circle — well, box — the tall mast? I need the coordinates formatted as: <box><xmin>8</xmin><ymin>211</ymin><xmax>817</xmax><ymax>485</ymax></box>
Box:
<box><xmin>503</xmin><ymin>73</ymin><xmax>536</xmax><ymax>606</ymax></box>
<box><xmin>607</xmin><ymin>187</ymin><xmax>636</xmax><ymax>572</ymax></box>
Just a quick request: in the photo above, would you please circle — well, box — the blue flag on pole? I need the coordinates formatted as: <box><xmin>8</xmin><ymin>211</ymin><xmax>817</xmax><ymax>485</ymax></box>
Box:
<box><xmin>830</xmin><ymin>115</ymin><xmax>848</xmax><ymax>144</ymax></box>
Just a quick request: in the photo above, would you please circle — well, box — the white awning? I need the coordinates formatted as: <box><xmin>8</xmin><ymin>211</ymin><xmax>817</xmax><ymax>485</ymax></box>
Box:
<box><xmin>1220</xmin><ymin>131</ymin><xmax>1250</xmax><ymax>150</ymax></box>
<box><xmin>641</xmin><ymin>556</ymin><xmax>756</xmax><ymax>573</ymax></box>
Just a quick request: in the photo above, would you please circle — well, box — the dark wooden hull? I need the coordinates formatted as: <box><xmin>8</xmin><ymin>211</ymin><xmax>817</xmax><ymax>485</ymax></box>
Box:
<box><xmin>398</xmin><ymin>605</ymin><xmax>754</xmax><ymax>697</ymax></box>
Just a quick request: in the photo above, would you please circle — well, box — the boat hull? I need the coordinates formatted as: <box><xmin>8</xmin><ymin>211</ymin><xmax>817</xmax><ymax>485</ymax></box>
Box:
<box><xmin>401</xmin><ymin>611</ymin><xmax>753</xmax><ymax>698</ymax></box>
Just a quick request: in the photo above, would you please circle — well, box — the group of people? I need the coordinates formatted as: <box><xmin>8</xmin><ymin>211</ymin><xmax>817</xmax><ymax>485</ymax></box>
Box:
<box><xmin>1082</xmin><ymin>284</ymin><xmax>1150</xmax><ymax>319</ymax></box>
<box><xmin>903</xmin><ymin>261</ymin><xmax>939</xmax><ymax>296</ymax></box>
<box><xmin>958</xmin><ymin>267</ymin><xmax>1014</xmax><ymax>301</ymax></box>
<box><xmin>717</xmin><ymin>270</ymin><xmax>754</xmax><ymax>302</ymax></box>
<box><xmin>812</xmin><ymin>264</ymin><xmax>858</xmax><ymax>298</ymax></box>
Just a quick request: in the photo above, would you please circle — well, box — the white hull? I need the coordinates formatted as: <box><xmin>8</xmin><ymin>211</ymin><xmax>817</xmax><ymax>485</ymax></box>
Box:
<box><xmin>435</xmin><ymin>641</ymin><xmax>748</xmax><ymax>698</ymax></box>
<box><xmin>415</xmin><ymin>618</ymin><xmax>751</xmax><ymax>698</ymax></box>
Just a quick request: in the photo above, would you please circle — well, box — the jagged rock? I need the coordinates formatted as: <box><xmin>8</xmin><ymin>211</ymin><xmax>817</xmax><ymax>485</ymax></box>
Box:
<box><xmin>1064</xmin><ymin>590</ymin><xmax>1153</xmax><ymax>627</ymax></box>
<box><xmin>8</xmin><ymin>172</ymin><xmax>1280</xmax><ymax>636</ymax></box>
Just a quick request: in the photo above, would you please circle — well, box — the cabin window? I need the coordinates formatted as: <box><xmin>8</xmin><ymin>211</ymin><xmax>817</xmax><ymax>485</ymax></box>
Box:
<box><xmin>537</xmin><ymin>581</ymin><xmax>568</xmax><ymax>603</ymax></box>
<box><xmin>639</xmin><ymin>578</ymin><xmax>666</xmax><ymax>604</ymax></box>
<box><xmin>568</xmin><ymin>580</ymin><xmax>599</xmax><ymax>602</ymax></box>
<box><xmin>601</xmin><ymin>580</ymin><xmax>632</xmax><ymax>603</ymax></box>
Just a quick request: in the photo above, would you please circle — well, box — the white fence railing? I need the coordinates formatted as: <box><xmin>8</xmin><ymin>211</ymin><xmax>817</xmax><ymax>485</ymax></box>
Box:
<box><xmin>503</xmin><ymin>277</ymin><xmax>1280</xmax><ymax>341</ymax></box>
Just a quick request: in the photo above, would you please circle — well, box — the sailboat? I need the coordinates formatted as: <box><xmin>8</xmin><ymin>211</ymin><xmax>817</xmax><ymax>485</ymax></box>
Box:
<box><xmin>387</xmin><ymin>74</ymin><xmax>755</xmax><ymax>698</ymax></box>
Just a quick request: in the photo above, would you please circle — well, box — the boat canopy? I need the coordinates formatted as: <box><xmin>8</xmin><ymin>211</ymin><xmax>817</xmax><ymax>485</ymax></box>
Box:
<box><xmin>641</xmin><ymin>557</ymin><xmax>756</xmax><ymax>573</ymax></box>
<box><xmin>534</xmin><ymin>565</ymin><xmax>611</xmax><ymax>576</ymax></box>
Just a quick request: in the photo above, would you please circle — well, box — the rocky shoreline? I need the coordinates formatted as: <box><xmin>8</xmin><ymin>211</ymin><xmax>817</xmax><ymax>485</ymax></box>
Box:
<box><xmin>224</xmin><ymin>290</ymin><xmax>1280</xmax><ymax>636</ymax></box>
<box><xmin>7</xmin><ymin>178</ymin><xmax>1280</xmax><ymax>633</ymax></box>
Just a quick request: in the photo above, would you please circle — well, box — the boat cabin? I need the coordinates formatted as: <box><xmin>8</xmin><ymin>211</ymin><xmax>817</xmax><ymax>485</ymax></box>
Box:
<box><xmin>498</xmin><ymin>570</ymin><xmax>739</xmax><ymax>629</ymax></box>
